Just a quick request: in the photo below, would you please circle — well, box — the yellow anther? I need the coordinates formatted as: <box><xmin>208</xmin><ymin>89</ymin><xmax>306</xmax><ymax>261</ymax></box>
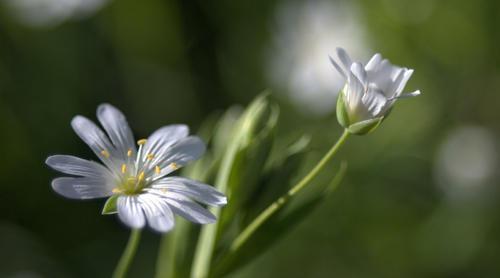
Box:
<box><xmin>127</xmin><ymin>149</ymin><xmax>132</xmax><ymax>157</ymax></box>
<box><xmin>138</xmin><ymin>171</ymin><xmax>145</xmax><ymax>181</ymax></box>
<box><xmin>137</xmin><ymin>139</ymin><xmax>147</xmax><ymax>145</ymax></box>
<box><xmin>155</xmin><ymin>166</ymin><xmax>161</xmax><ymax>174</ymax></box>
<box><xmin>112</xmin><ymin>188</ymin><xmax>122</xmax><ymax>193</ymax></box>
<box><xmin>169</xmin><ymin>162</ymin><xmax>179</xmax><ymax>170</ymax></box>
<box><xmin>147</xmin><ymin>153</ymin><xmax>155</xmax><ymax>160</ymax></box>
<box><xmin>121</xmin><ymin>164</ymin><xmax>127</xmax><ymax>174</ymax></box>
<box><xmin>100</xmin><ymin>150</ymin><xmax>110</xmax><ymax>158</ymax></box>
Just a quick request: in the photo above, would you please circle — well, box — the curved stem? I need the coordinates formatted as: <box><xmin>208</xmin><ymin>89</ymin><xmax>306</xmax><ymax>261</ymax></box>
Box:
<box><xmin>231</xmin><ymin>129</ymin><xmax>350</xmax><ymax>251</ymax></box>
<box><xmin>112</xmin><ymin>229</ymin><xmax>142</xmax><ymax>278</ymax></box>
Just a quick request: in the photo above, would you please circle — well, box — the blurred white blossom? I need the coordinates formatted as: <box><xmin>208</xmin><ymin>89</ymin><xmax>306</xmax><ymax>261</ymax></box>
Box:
<box><xmin>434</xmin><ymin>126</ymin><xmax>497</xmax><ymax>198</ymax></box>
<box><xmin>5</xmin><ymin>0</ymin><xmax>110</xmax><ymax>27</ymax></box>
<box><xmin>267</xmin><ymin>0</ymin><xmax>368</xmax><ymax>116</ymax></box>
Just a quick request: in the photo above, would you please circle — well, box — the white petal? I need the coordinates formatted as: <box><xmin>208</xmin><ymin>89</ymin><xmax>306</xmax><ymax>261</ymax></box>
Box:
<box><xmin>391</xmin><ymin>90</ymin><xmax>421</xmax><ymax>100</ymax></box>
<box><xmin>329</xmin><ymin>55</ymin><xmax>347</xmax><ymax>78</ymax></box>
<box><xmin>394</xmin><ymin>69</ymin><xmax>414</xmax><ymax>95</ymax></box>
<box><xmin>117</xmin><ymin>196</ymin><xmax>146</xmax><ymax>229</ymax></box>
<box><xmin>138</xmin><ymin>193</ymin><xmax>174</xmax><ymax>232</ymax></box>
<box><xmin>97</xmin><ymin>104</ymin><xmax>136</xmax><ymax>160</ymax></box>
<box><xmin>46</xmin><ymin>155</ymin><xmax>111</xmax><ymax>178</ymax></box>
<box><xmin>362</xmin><ymin>86</ymin><xmax>388</xmax><ymax>117</ymax></box>
<box><xmin>151</xmin><ymin>176</ymin><xmax>227</xmax><ymax>206</ymax></box>
<box><xmin>143</xmin><ymin>125</ymin><xmax>189</xmax><ymax>160</ymax></box>
<box><xmin>387</xmin><ymin>68</ymin><xmax>406</xmax><ymax>98</ymax></box>
<box><xmin>51</xmin><ymin>177</ymin><xmax>112</xmax><ymax>199</ymax></box>
<box><xmin>345</xmin><ymin>69</ymin><xmax>365</xmax><ymax>112</ymax></box>
<box><xmin>350</xmin><ymin>62</ymin><xmax>368</xmax><ymax>87</ymax></box>
<box><xmin>365</xmin><ymin>53</ymin><xmax>383</xmax><ymax>72</ymax></box>
<box><xmin>336</xmin><ymin>47</ymin><xmax>353</xmax><ymax>71</ymax></box>
<box><xmin>71</xmin><ymin>116</ymin><xmax>119</xmax><ymax>170</ymax></box>
<box><xmin>149</xmin><ymin>136</ymin><xmax>206</xmax><ymax>177</ymax></box>
<box><xmin>161</xmin><ymin>192</ymin><xmax>216</xmax><ymax>224</ymax></box>
<box><xmin>368</xmin><ymin>59</ymin><xmax>401</xmax><ymax>94</ymax></box>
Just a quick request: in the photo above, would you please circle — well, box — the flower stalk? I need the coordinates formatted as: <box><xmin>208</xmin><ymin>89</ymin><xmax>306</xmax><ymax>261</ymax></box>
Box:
<box><xmin>112</xmin><ymin>229</ymin><xmax>142</xmax><ymax>278</ymax></box>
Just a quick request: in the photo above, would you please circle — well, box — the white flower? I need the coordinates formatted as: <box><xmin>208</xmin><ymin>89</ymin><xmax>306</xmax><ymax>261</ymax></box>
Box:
<box><xmin>46</xmin><ymin>104</ymin><xmax>227</xmax><ymax>233</ymax></box>
<box><xmin>6</xmin><ymin>0</ymin><xmax>110</xmax><ymax>27</ymax></box>
<box><xmin>330</xmin><ymin>47</ymin><xmax>421</xmax><ymax>134</ymax></box>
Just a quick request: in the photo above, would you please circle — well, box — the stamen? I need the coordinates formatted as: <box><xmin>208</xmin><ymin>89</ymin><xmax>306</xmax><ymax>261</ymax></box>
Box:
<box><xmin>121</xmin><ymin>164</ymin><xmax>127</xmax><ymax>174</ymax></box>
<box><xmin>112</xmin><ymin>188</ymin><xmax>122</xmax><ymax>193</ymax></box>
<box><xmin>155</xmin><ymin>166</ymin><xmax>161</xmax><ymax>174</ymax></box>
<box><xmin>127</xmin><ymin>149</ymin><xmax>132</xmax><ymax>157</ymax></box>
<box><xmin>169</xmin><ymin>162</ymin><xmax>179</xmax><ymax>170</ymax></box>
<box><xmin>138</xmin><ymin>171</ymin><xmax>145</xmax><ymax>181</ymax></box>
<box><xmin>137</xmin><ymin>139</ymin><xmax>147</xmax><ymax>145</ymax></box>
<box><xmin>147</xmin><ymin>153</ymin><xmax>155</xmax><ymax>160</ymax></box>
<box><xmin>100</xmin><ymin>150</ymin><xmax>110</xmax><ymax>158</ymax></box>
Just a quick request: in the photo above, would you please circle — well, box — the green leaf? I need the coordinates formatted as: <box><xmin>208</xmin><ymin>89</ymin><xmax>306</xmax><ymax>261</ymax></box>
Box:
<box><xmin>102</xmin><ymin>195</ymin><xmax>119</xmax><ymax>215</ymax></box>
<box><xmin>242</xmin><ymin>135</ymin><xmax>311</xmax><ymax>225</ymax></box>
<box><xmin>347</xmin><ymin>116</ymin><xmax>384</xmax><ymax>135</ymax></box>
<box><xmin>191</xmin><ymin>92</ymin><xmax>278</xmax><ymax>278</ymax></box>
<box><xmin>217</xmin><ymin>97</ymin><xmax>280</xmax><ymax>237</ymax></box>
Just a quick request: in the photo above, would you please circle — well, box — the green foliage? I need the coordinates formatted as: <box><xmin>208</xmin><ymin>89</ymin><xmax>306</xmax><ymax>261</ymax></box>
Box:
<box><xmin>181</xmin><ymin>94</ymin><xmax>349</xmax><ymax>277</ymax></box>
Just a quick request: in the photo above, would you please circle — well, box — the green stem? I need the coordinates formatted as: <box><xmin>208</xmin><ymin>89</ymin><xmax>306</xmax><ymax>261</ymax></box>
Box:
<box><xmin>155</xmin><ymin>231</ymin><xmax>172</xmax><ymax>278</ymax></box>
<box><xmin>191</xmin><ymin>129</ymin><xmax>241</xmax><ymax>278</ymax></box>
<box><xmin>112</xmin><ymin>229</ymin><xmax>142</xmax><ymax>278</ymax></box>
<box><xmin>230</xmin><ymin>129</ymin><xmax>350</xmax><ymax>251</ymax></box>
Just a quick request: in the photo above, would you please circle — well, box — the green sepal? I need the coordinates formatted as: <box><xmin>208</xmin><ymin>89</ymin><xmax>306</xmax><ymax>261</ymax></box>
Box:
<box><xmin>102</xmin><ymin>195</ymin><xmax>119</xmax><ymax>215</ymax></box>
<box><xmin>347</xmin><ymin>116</ymin><xmax>384</xmax><ymax>135</ymax></box>
<box><xmin>336</xmin><ymin>89</ymin><xmax>350</xmax><ymax>128</ymax></box>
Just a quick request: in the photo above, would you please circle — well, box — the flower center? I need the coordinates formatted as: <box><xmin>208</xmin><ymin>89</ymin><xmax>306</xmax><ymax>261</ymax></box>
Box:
<box><xmin>105</xmin><ymin>138</ymin><xmax>181</xmax><ymax>195</ymax></box>
<box><xmin>113</xmin><ymin>172</ymin><xmax>148</xmax><ymax>195</ymax></box>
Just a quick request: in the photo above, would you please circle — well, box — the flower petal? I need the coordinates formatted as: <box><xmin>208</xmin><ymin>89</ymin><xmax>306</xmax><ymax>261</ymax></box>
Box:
<box><xmin>71</xmin><ymin>116</ymin><xmax>119</xmax><ymax>170</ymax></box>
<box><xmin>329</xmin><ymin>55</ymin><xmax>347</xmax><ymax>78</ymax></box>
<box><xmin>369</xmin><ymin>60</ymin><xmax>402</xmax><ymax>95</ymax></box>
<box><xmin>117</xmin><ymin>196</ymin><xmax>146</xmax><ymax>229</ymax></box>
<box><xmin>138</xmin><ymin>193</ymin><xmax>175</xmax><ymax>232</ymax></box>
<box><xmin>151</xmin><ymin>176</ymin><xmax>227</xmax><ymax>206</ymax></box>
<box><xmin>387</xmin><ymin>68</ymin><xmax>406</xmax><ymax>98</ymax></box>
<box><xmin>46</xmin><ymin>155</ymin><xmax>111</xmax><ymax>178</ymax></box>
<box><xmin>336</xmin><ymin>47</ymin><xmax>353</xmax><ymax>72</ymax></box>
<box><xmin>149</xmin><ymin>136</ymin><xmax>206</xmax><ymax>177</ymax></box>
<box><xmin>394</xmin><ymin>69</ymin><xmax>414</xmax><ymax>96</ymax></box>
<box><xmin>365</xmin><ymin>53</ymin><xmax>382</xmax><ymax>72</ymax></box>
<box><xmin>51</xmin><ymin>177</ymin><xmax>113</xmax><ymax>199</ymax></box>
<box><xmin>345</xmin><ymin>69</ymin><xmax>365</xmax><ymax>111</ymax></box>
<box><xmin>97</xmin><ymin>104</ymin><xmax>137</xmax><ymax>160</ymax></box>
<box><xmin>143</xmin><ymin>125</ymin><xmax>189</xmax><ymax>159</ymax></box>
<box><xmin>161</xmin><ymin>192</ymin><xmax>216</xmax><ymax>224</ymax></box>
<box><xmin>350</xmin><ymin>62</ymin><xmax>368</xmax><ymax>87</ymax></box>
<box><xmin>362</xmin><ymin>87</ymin><xmax>387</xmax><ymax>117</ymax></box>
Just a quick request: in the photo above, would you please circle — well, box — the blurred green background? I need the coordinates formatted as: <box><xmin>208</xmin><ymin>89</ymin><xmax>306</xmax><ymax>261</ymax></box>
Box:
<box><xmin>1</xmin><ymin>0</ymin><xmax>500</xmax><ymax>277</ymax></box>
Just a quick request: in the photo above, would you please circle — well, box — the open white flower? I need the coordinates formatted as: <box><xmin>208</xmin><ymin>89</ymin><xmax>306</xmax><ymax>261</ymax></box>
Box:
<box><xmin>330</xmin><ymin>47</ymin><xmax>421</xmax><ymax>134</ymax></box>
<box><xmin>46</xmin><ymin>104</ymin><xmax>227</xmax><ymax>232</ymax></box>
